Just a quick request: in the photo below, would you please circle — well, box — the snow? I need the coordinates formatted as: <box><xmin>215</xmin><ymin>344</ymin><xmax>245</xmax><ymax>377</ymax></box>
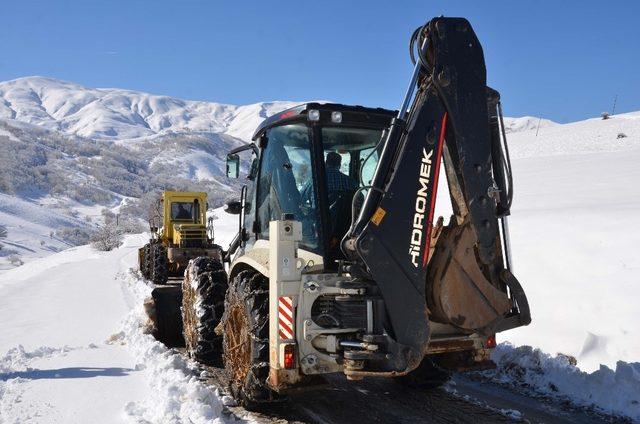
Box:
<box><xmin>507</xmin><ymin>111</ymin><xmax>640</xmax><ymax>158</ymax></box>
<box><xmin>0</xmin><ymin>193</ymin><xmax>97</xmax><ymax>271</ymax></box>
<box><xmin>0</xmin><ymin>77</ymin><xmax>303</xmax><ymax>271</ymax></box>
<box><xmin>501</xmin><ymin>116</ymin><xmax>558</xmax><ymax>134</ymax></box>
<box><xmin>489</xmin><ymin>343</ymin><xmax>640</xmax><ymax>421</ymax></box>
<box><xmin>0</xmin><ymin>76</ymin><xmax>302</xmax><ymax>142</ymax></box>
<box><xmin>1</xmin><ymin>76</ymin><xmax>639</xmax><ymax>421</ymax></box>
<box><xmin>1</xmin><ymin>345</ymin><xmax>147</xmax><ymax>423</ymax></box>
<box><xmin>116</xmin><ymin>269</ymin><xmax>228</xmax><ymax>423</ymax></box>
<box><xmin>502</xmin><ymin>114</ymin><xmax>640</xmax><ymax>374</ymax></box>
<box><xmin>0</xmin><ymin>222</ymin><xmax>240</xmax><ymax>423</ymax></box>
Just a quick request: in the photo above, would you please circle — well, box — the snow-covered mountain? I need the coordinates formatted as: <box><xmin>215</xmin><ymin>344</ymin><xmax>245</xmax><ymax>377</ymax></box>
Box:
<box><xmin>0</xmin><ymin>76</ymin><xmax>548</xmax><ymax>141</ymax></box>
<box><xmin>0</xmin><ymin>77</ymin><xmax>306</xmax><ymax>269</ymax></box>
<box><xmin>0</xmin><ymin>76</ymin><xmax>301</xmax><ymax>142</ymax></box>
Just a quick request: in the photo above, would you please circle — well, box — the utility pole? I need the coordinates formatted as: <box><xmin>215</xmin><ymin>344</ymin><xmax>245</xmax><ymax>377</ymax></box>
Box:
<box><xmin>612</xmin><ymin>94</ymin><xmax>618</xmax><ymax>116</ymax></box>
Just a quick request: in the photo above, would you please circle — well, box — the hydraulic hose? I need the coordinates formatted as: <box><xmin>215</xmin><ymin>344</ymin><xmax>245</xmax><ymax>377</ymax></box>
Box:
<box><xmin>409</xmin><ymin>23</ymin><xmax>432</xmax><ymax>74</ymax></box>
<box><xmin>497</xmin><ymin>101</ymin><xmax>514</xmax><ymax>212</ymax></box>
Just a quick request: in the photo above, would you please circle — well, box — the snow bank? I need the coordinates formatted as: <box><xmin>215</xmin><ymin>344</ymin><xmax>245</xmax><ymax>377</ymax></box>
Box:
<box><xmin>489</xmin><ymin>343</ymin><xmax>640</xmax><ymax>421</ymax></box>
<box><xmin>0</xmin><ymin>345</ymin><xmax>75</xmax><ymax>375</ymax></box>
<box><xmin>116</xmin><ymin>269</ymin><xmax>231</xmax><ymax>424</ymax></box>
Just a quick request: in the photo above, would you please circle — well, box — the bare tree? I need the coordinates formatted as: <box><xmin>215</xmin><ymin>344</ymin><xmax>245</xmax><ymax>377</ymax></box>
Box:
<box><xmin>90</xmin><ymin>226</ymin><xmax>123</xmax><ymax>251</ymax></box>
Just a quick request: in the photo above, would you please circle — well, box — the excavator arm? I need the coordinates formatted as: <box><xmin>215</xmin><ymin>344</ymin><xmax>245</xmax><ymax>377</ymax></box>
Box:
<box><xmin>342</xmin><ymin>17</ymin><xmax>530</xmax><ymax>374</ymax></box>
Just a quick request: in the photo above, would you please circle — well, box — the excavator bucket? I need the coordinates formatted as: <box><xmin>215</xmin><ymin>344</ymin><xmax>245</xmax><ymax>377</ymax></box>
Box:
<box><xmin>427</xmin><ymin>219</ymin><xmax>512</xmax><ymax>331</ymax></box>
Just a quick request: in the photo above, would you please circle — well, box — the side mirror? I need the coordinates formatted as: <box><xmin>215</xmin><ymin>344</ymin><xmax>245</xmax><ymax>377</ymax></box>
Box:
<box><xmin>224</xmin><ymin>199</ymin><xmax>242</xmax><ymax>215</ymax></box>
<box><xmin>226</xmin><ymin>153</ymin><xmax>240</xmax><ymax>178</ymax></box>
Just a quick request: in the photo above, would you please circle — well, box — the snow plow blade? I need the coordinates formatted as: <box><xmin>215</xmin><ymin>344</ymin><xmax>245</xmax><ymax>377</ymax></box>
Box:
<box><xmin>149</xmin><ymin>283</ymin><xmax>184</xmax><ymax>347</ymax></box>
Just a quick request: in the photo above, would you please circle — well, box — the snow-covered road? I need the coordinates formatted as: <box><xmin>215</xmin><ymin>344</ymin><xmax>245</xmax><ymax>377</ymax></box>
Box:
<box><xmin>0</xmin><ymin>236</ymin><xmax>148</xmax><ymax>423</ymax></box>
<box><xmin>0</xmin><ymin>233</ymin><xmax>235</xmax><ymax>423</ymax></box>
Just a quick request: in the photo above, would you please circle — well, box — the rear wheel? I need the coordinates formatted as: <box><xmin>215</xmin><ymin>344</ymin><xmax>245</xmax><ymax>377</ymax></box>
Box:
<box><xmin>221</xmin><ymin>270</ymin><xmax>275</xmax><ymax>409</ymax></box>
<box><xmin>150</xmin><ymin>243</ymin><xmax>168</xmax><ymax>285</ymax></box>
<box><xmin>182</xmin><ymin>257</ymin><xmax>228</xmax><ymax>366</ymax></box>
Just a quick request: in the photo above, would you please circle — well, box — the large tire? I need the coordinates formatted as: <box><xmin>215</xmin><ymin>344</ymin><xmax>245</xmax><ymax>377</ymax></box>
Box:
<box><xmin>150</xmin><ymin>243</ymin><xmax>168</xmax><ymax>285</ymax></box>
<box><xmin>182</xmin><ymin>257</ymin><xmax>228</xmax><ymax>366</ymax></box>
<box><xmin>141</xmin><ymin>243</ymin><xmax>152</xmax><ymax>279</ymax></box>
<box><xmin>221</xmin><ymin>270</ymin><xmax>275</xmax><ymax>409</ymax></box>
<box><xmin>395</xmin><ymin>357</ymin><xmax>451</xmax><ymax>389</ymax></box>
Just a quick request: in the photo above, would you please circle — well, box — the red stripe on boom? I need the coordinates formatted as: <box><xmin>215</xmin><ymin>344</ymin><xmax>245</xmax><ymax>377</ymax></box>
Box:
<box><xmin>422</xmin><ymin>112</ymin><xmax>448</xmax><ymax>267</ymax></box>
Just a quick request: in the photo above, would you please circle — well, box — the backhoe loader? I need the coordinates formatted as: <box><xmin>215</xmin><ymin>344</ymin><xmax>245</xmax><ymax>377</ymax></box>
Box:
<box><xmin>175</xmin><ymin>17</ymin><xmax>531</xmax><ymax>409</ymax></box>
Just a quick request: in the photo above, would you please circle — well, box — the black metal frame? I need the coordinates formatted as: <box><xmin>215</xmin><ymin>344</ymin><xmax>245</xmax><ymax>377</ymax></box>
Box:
<box><xmin>337</xmin><ymin>17</ymin><xmax>530</xmax><ymax>376</ymax></box>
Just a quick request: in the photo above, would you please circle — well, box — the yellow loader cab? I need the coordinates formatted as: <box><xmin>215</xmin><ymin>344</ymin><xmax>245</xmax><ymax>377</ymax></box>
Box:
<box><xmin>139</xmin><ymin>191</ymin><xmax>222</xmax><ymax>285</ymax></box>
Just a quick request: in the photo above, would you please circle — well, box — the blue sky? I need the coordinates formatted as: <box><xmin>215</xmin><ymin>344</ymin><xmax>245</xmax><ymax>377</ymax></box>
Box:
<box><xmin>1</xmin><ymin>0</ymin><xmax>638</xmax><ymax>123</ymax></box>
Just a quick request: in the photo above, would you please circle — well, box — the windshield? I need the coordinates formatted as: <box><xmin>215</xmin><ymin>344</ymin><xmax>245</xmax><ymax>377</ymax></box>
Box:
<box><xmin>254</xmin><ymin>123</ymin><xmax>385</xmax><ymax>257</ymax></box>
<box><xmin>256</xmin><ymin>124</ymin><xmax>319</xmax><ymax>250</ymax></box>
<box><xmin>171</xmin><ymin>202</ymin><xmax>197</xmax><ymax>221</ymax></box>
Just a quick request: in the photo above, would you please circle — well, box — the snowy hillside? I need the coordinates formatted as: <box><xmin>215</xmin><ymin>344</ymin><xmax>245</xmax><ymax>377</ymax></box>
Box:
<box><xmin>501</xmin><ymin>115</ymin><xmax>558</xmax><ymax>134</ymax></box>
<box><xmin>0</xmin><ymin>77</ymin><xmax>306</xmax><ymax>271</ymax></box>
<box><xmin>501</xmin><ymin>111</ymin><xmax>640</xmax><ymax>375</ymax></box>
<box><xmin>0</xmin><ymin>76</ymin><xmax>302</xmax><ymax>142</ymax></box>
<box><xmin>0</xmin><ymin>193</ymin><xmax>99</xmax><ymax>271</ymax></box>
<box><xmin>1</xmin><ymin>76</ymin><xmax>543</xmax><ymax>142</ymax></box>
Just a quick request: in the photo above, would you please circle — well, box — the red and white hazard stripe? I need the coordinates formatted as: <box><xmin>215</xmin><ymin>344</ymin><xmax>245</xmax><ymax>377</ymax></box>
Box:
<box><xmin>278</xmin><ymin>296</ymin><xmax>294</xmax><ymax>340</ymax></box>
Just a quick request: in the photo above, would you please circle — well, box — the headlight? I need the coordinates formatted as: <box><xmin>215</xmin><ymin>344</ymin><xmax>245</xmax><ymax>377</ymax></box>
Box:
<box><xmin>308</xmin><ymin>109</ymin><xmax>320</xmax><ymax>121</ymax></box>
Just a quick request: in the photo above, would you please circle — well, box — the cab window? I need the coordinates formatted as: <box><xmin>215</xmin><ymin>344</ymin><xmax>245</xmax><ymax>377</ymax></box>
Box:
<box><xmin>171</xmin><ymin>202</ymin><xmax>195</xmax><ymax>221</ymax></box>
<box><xmin>256</xmin><ymin>124</ymin><xmax>319</xmax><ymax>251</ymax></box>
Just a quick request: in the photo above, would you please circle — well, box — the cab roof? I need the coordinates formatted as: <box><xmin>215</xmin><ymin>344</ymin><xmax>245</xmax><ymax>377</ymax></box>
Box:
<box><xmin>162</xmin><ymin>191</ymin><xmax>207</xmax><ymax>200</ymax></box>
<box><xmin>251</xmin><ymin>102</ymin><xmax>396</xmax><ymax>141</ymax></box>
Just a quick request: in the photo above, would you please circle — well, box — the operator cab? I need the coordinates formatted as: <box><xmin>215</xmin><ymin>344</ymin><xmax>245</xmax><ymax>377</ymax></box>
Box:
<box><xmin>227</xmin><ymin>103</ymin><xmax>396</xmax><ymax>267</ymax></box>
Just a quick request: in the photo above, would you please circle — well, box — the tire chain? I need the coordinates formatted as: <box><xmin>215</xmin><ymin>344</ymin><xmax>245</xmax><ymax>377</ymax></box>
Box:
<box><xmin>182</xmin><ymin>257</ymin><xmax>228</xmax><ymax>366</ymax></box>
<box><xmin>222</xmin><ymin>270</ymin><xmax>275</xmax><ymax>409</ymax></box>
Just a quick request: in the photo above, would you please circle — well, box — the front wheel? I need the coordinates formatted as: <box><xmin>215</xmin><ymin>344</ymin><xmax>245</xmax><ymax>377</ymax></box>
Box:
<box><xmin>221</xmin><ymin>270</ymin><xmax>275</xmax><ymax>409</ymax></box>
